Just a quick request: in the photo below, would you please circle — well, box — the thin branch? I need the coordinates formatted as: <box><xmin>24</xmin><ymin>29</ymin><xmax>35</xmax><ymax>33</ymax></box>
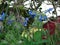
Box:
<box><xmin>50</xmin><ymin>0</ymin><xmax>57</xmax><ymax>18</ymax></box>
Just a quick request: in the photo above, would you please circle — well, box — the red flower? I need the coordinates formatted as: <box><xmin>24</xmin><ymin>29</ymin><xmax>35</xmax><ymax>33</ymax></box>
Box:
<box><xmin>43</xmin><ymin>21</ymin><xmax>55</xmax><ymax>35</ymax></box>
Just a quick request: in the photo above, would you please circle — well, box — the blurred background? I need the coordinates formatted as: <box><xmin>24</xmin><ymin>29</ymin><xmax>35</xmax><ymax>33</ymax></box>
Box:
<box><xmin>0</xmin><ymin>0</ymin><xmax>60</xmax><ymax>45</ymax></box>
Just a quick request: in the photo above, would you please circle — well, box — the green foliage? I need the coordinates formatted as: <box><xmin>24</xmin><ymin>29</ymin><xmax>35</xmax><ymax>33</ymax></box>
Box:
<box><xmin>0</xmin><ymin>1</ymin><xmax>60</xmax><ymax>45</ymax></box>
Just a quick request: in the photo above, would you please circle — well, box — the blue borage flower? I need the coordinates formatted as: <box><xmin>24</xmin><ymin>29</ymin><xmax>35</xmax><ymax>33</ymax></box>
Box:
<box><xmin>23</xmin><ymin>17</ymin><xmax>29</xmax><ymax>26</ymax></box>
<box><xmin>44</xmin><ymin>15</ymin><xmax>47</xmax><ymax>21</ymax></box>
<box><xmin>39</xmin><ymin>15</ymin><xmax>47</xmax><ymax>21</ymax></box>
<box><xmin>0</xmin><ymin>15</ymin><xmax>3</xmax><ymax>21</ymax></box>
<box><xmin>28</xmin><ymin>10</ymin><xmax>36</xmax><ymax>18</ymax></box>
<box><xmin>28</xmin><ymin>10</ymin><xmax>33</xmax><ymax>15</ymax></box>
<box><xmin>0</xmin><ymin>12</ymin><xmax>5</xmax><ymax>21</ymax></box>
<box><xmin>23</xmin><ymin>21</ymin><xmax>27</xmax><ymax>26</ymax></box>
<box><xmin>25</xmin><ymin>17</ymin><xmax>29</xmax><ymax>21</ymax></box>
<box><xmin>45</xmin><ymin>8</ymin><xmax>53</xmax><ymax>13</ymax></box>
<box><xmin>39</xmin><ymin>15</ymin><xmax>43</xmax><ymax>21</ymax></box>
<box><xmin>31</xmin><ymin>14</ymin><xmax>36</xmax><ymax>18</ymax></box>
